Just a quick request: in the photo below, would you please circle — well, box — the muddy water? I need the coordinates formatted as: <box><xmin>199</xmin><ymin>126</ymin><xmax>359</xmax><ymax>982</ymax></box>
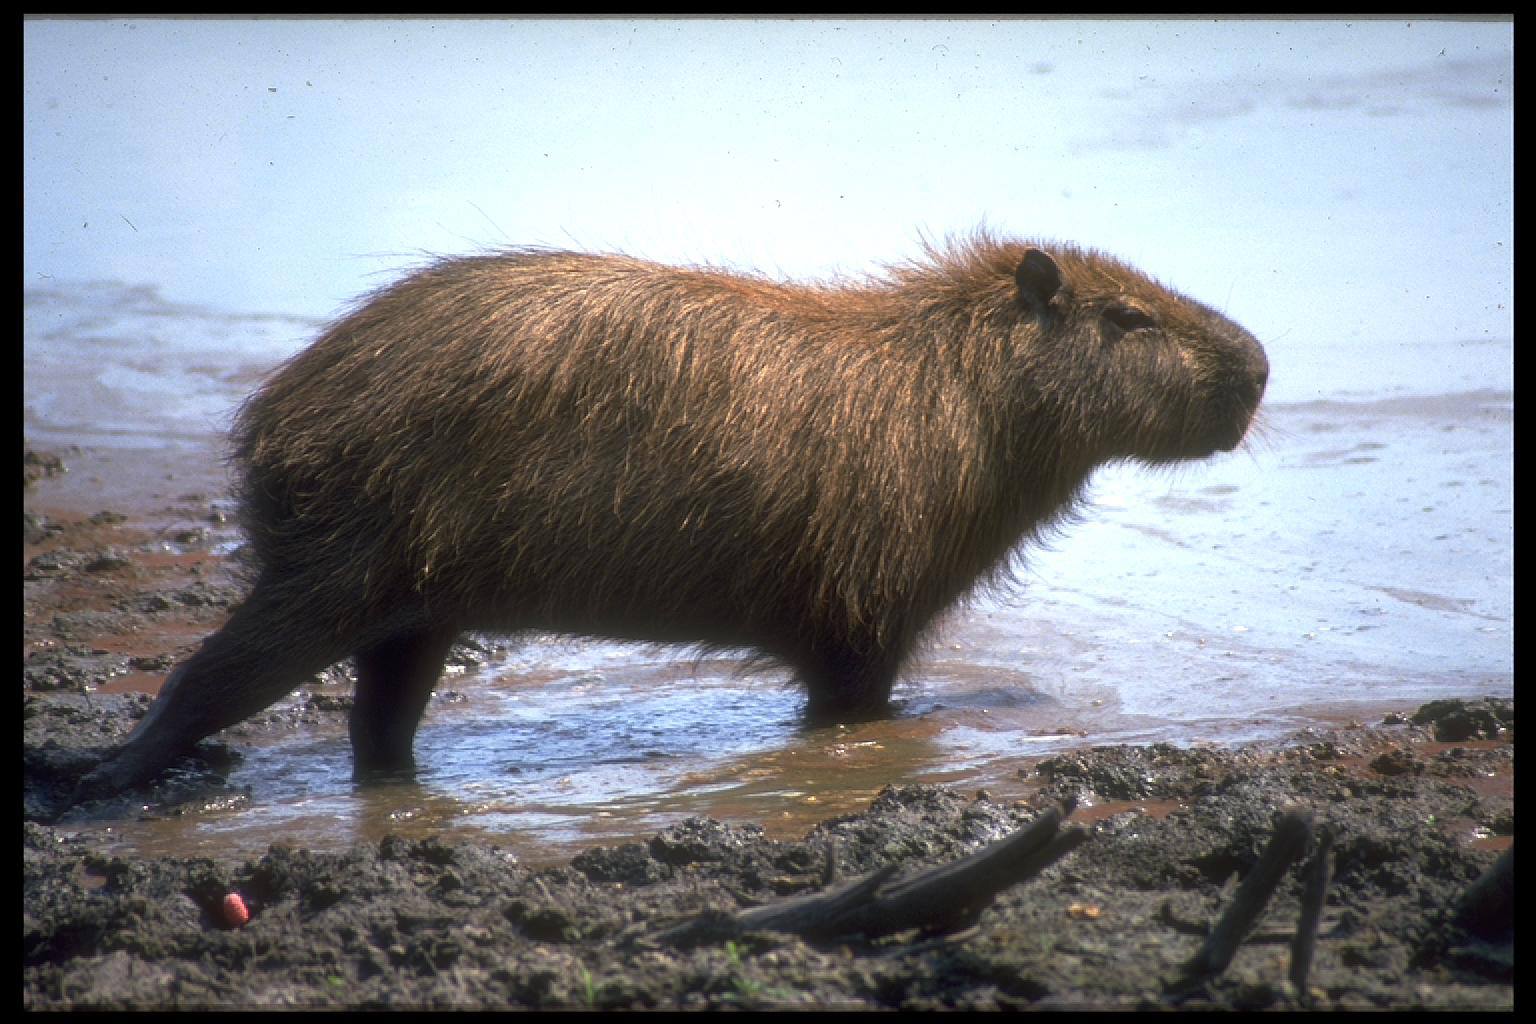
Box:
<box><xmin>24</xmin><ymin>283</ymin><xmax>1513</xmax><ymax>862</ymax></box>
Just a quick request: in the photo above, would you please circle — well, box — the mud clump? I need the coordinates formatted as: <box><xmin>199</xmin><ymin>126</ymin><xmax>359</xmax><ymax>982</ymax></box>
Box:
<box><xmin>24</xmin><ymin>446</ymin><xmax>68</xmax><ymax>487</ymax></box>
<box><xmin>1411</xmin><ymin>697</ymin><xmax>1512</xmax><ymax>742</ymax></box>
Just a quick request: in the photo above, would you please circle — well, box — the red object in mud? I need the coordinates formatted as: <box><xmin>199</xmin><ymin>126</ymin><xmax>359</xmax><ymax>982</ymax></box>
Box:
<box><xmin>222</xmin><ymin>892</ymin><xmax>250</xmax><ymax>927</ymax></box>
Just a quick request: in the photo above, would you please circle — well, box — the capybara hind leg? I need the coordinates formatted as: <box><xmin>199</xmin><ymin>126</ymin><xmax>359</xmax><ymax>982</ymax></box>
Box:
<box><xmin>349</xmin><ymin>628</ymin><xmax>458</xmax><ymax>778</ymax></box>
<box><xmin>75</xmin><ymin>582</ymin><xmax>351</xmax><ymax>799</ymax></box>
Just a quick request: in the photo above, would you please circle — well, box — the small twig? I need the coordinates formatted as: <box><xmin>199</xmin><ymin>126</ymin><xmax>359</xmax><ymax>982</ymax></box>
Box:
<box><xmin>654</xmin><ymin>801</ymin><xmax>1086</xmax><ymax>947</ymax></box>
<box><xmin>820</xmin><ymin>837</ymin><xmax>839</xmax><ymax>886</ymax></box>
<box><xmin>732</xmin><ymin>863</ymin><xmax>901</xmax><ymax>937</ymax></box>
<box><xmin>1169</xmin><ymin>806</ymin><xmax>1313</xmax><ymax>992</ymax></box>
<box><xmin>862</xmin><ymin>823</ymin><xmax>1091</xmax><ymax>938</ymax></box>
<box><xmin>1289</xmin><ymin>825</ymin><xmax>1334</xmax><ymax>994</ymax></box>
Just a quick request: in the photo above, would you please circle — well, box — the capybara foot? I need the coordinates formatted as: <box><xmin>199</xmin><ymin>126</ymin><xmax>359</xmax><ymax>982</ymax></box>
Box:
<box><xmin>71</xmin><ymin>747</ymin><xmax>170</xmax><ymax>805</ymax></box>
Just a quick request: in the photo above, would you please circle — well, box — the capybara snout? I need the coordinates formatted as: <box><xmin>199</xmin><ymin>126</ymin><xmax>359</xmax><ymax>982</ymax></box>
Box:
<box><xmin>77</xmin><ymin>231</ymin><xmax>1266</xmax><ymax>800</ymax></box>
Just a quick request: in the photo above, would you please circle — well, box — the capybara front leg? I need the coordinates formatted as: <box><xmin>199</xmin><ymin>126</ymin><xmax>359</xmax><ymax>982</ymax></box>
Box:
<box><xmin>349</xmin><ymin>628</ymin><xmax>458</xmax><ymax>779</ymax></box>
<box><xmin>796</xmin><ymin>640</ymin><xmax>905</xmax><ymax>726</ymax></box>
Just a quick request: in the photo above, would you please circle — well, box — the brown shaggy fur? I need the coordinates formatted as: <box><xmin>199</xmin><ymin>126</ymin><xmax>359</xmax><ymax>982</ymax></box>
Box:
<box><xmin>79</xmin><ymin>232</ymin><xmax>1268</xmax><ymax>795</ymax></box>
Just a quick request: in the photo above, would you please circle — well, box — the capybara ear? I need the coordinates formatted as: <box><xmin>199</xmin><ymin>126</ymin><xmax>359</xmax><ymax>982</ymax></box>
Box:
<box><xmin>1014</xmin><ymin>248</ymin><xmax>1062</xmax><ymax>310</ymax></box>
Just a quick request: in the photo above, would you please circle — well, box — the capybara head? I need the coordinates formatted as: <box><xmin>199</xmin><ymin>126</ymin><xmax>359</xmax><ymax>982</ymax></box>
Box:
<box><xmin>1003</xmin><ymin>241</ymin><xmax>1268</xmax><ymax>463</ymax></box>
<box><xmin>77</xmin><ymin>231</ymin><xmax>1267</xmax><ymax>800</ymax></box>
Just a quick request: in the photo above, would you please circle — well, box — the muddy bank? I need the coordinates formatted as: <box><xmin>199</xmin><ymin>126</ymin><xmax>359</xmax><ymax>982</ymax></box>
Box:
<box><xmin>22</xmin><ymin>444</ymin><xmax>1514</xmax><ymax>1009</ymax></box>
<box><xmin>25</xmin><ymin>706</ymin><xmax>1513</xmax><ymax>1011</ymax></box>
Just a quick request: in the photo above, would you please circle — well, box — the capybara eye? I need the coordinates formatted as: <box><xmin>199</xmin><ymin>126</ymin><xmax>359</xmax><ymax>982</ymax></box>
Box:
<box><xmin>1102</xmin><ymin>305</ymin><xmax>1157</xmax><ymax>333</ymax></box>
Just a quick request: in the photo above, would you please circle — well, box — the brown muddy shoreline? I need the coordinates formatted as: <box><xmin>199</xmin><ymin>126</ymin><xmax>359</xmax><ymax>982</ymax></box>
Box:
<box><xmin>23</xmin><ymin>444</ymin><xmax>1514</xmax><ymax>1010</ymax></box>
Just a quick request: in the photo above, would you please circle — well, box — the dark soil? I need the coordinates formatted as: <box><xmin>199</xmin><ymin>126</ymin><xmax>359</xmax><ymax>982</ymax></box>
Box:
<box><xmin>22</xmin><ymin>445</ymin><xmax>1515</xmax><ymax>1010</ymax></box>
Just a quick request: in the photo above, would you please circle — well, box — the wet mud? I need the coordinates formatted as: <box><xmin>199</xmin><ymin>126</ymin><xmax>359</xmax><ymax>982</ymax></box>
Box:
<box><xmin>23</xmin><ymin>444</ymin><xmax>1514</xmax><ymax>1010</ymax></box>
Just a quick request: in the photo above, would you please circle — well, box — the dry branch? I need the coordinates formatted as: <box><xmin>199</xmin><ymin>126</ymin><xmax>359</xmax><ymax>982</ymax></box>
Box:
<box><xmin>1168</xmin><ymin>805</ymin><xmax>1314</xmax><ymax>993</ymax></box>
<box><xmin>655</xmin><ymin>801</ymin><xmax>1087</xmax><ymax>946</ymax></box>
<box><xmin>1289</xmin><ymin>824</ymin><xmax>1335</xmax><ymax>994</ymax></box>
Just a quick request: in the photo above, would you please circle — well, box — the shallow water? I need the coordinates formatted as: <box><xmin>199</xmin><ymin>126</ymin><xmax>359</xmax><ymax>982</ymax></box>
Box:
<box><xmin>24</xmin><ymin>283</ymin><xmax>1512</xmax><ymax>861</ymax></box>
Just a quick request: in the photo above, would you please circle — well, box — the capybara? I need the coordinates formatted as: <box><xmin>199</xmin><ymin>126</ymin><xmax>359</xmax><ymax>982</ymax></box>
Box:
<box><xmin>78</xmin><ymin>232</ymin><xmax>1268</xmax><ymax>798</ymax></box>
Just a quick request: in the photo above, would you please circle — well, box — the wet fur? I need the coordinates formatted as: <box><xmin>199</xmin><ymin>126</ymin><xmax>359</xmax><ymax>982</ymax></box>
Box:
<box><xmin>81</xmin><ymin>231</ymin><xmax>1268</xmax><ymax>794</ymax></box>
